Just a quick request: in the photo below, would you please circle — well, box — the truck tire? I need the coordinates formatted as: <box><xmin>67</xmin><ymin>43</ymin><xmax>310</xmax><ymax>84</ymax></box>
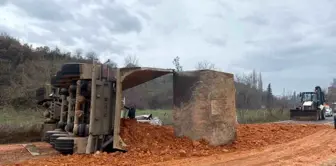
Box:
<box><xmin>43</xmin><ymin>130</ymin><xmax>63</xmax><ymax>143</ymax></box>
<box><xmin>50</xmin><ymin>133</ymin><xmax>68</xmax><ymax>148</ymax></box>
<box><xmin>55</xmin><ymin>137</ymin><xmax>74</xmax><ymax>155</ymax></box>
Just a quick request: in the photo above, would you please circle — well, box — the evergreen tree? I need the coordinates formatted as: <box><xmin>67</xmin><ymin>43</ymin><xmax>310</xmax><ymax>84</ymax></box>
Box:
<box><xmin>266</xmin><ymin>83</ymin><xmax>273</xmax><ymax>110</ymax></box>
<box><xmin>293</xmin><ymin>91</ymin><xmax>296</xmax><ymax>101</ymax></box>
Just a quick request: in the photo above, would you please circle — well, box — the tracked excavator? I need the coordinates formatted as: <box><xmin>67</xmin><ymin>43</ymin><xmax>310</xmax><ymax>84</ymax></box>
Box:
<box><xmin>290</xmin><ymin>86</ymin><xmax>326</xmax><ymax>121</ymax></box>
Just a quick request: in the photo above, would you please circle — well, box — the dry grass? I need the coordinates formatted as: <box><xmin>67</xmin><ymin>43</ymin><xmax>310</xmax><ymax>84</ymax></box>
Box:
<box><xmin>0</xmin><ymin>106</ymin><xmax>44</xmax><ymax>144</ymax></box>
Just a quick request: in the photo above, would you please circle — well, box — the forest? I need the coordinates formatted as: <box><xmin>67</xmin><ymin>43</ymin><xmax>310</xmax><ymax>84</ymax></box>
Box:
<box><xmin>0</xmin><ymin>33</ymin><xmax>301</xmax><ymax>111</ymax></box>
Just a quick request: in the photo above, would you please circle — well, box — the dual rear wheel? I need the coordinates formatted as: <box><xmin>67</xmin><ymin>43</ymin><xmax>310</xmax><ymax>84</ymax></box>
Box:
<box><xmin>44</xmin><ymin>130</ymin><xmax>74</xmax><ymax>155</ymax></box>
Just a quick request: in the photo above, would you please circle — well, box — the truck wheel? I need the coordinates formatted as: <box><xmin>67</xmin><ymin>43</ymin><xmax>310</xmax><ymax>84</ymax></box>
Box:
<box><xmin>55</xmin><ymin>137</ymin><xmax>74</xmax><ymax>155</ymax></box>
<box><xmin>44</xmin><ymin>130</ymin><xmax>63</xmax><ymax>143</ymax></box>
<box><xmin>50</xmin><ymin>133</ymin><xmax>68</xmax><ymax>148</ymax></box>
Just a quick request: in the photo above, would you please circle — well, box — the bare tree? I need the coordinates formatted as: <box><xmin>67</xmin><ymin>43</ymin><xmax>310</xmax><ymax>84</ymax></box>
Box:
<box><xmin>85</xmin><ymin>51</ymin><xmax>98</xmax><ymax>61</ymax></box>
<box><xmin>104</xmin><ymin>59</ymin><xmax>118</xmax><ymax>68</ymax></box>
<box><xmin>124</xmin><ymin>54</ymin><xmax>139</xmax><ymax>67</ymax></box>
<box><xmin>74</xmin><ymin>48</ymin><xmax>83</xmax><ymax>59</ymax></box>
<box><xmin>251</xmin><ymin>69</ymin><xmax>257</xmax><ymax>89</ymax></box>
<box><xmin>172</xmin><ymin>56</ymin><xmax>183</xmax><ymax>71</ymax></box>
<box><xmin>266</xmin><ymin>83</ymin><xmax>273</xmax><ymax>111</ymax></box>
<box><xmin>195</xmin><ymin>60</ymin><xmax>216</xmax><ymax>70</ymax></box>
<box><xmin>257</xmin><ymin>72</ymin><xmax>263</xmax><ymax>91</ymax></box>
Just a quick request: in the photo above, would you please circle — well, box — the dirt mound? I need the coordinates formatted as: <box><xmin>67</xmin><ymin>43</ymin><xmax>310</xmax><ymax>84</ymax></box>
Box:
<box><xmin>11</xmin><ymin>120</ymin><xmax>330</xmax><ymax>166</ymax></box>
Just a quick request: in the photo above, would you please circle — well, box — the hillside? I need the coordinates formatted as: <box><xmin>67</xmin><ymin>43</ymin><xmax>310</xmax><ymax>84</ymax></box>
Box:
<box><xmin>0</xmin><ymin>33</ymin><xmax>291</xmax><ymax>110</ymax></box>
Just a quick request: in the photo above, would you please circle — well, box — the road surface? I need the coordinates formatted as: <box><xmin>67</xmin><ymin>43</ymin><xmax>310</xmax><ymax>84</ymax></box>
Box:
<box><xmin>275</xmin><ymin>116</ymin><xmax>334</xmax><ymax>125</ymax></box>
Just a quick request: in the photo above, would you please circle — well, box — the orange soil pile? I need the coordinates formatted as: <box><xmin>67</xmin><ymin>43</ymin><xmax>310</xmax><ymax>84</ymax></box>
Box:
<box><xmin>12</xmin><ymin>120</ymin><xmax>330</xmax><ymax>166</ymax></box>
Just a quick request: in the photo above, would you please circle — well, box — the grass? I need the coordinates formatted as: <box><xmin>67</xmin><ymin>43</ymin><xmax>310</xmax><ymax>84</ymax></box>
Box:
<box><xmin>0</xmin><ymin>106</ymin><xmax>44</xmax><ymax>144</ymax></box>
<box><xmin>0</xmin><ymin>107</ymin><xmax>290</xmax><ymax>144</ymax></box>
<box><xmin>0</xmin><ymin>107</ymin><xmax>44</xmax><ymax>125</ymax></box>
<box><xmin>136</xmin><ymin>109</ymin><xmax>290</xmax><ymax>125</ymax></box>
<box><xmin>136</xmin><ymin>109</ymin><xmax>173</xmax><ymax>125</ymax></box>
<box><xmin>236</xmin><ymin>109</ymin><xmax>290</xmax><ymax>124</ymax></box>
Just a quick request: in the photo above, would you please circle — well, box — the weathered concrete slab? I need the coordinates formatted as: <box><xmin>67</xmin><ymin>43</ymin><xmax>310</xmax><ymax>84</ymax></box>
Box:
<box><xmin>173</xmin><ymin>70</ymin><xmax>237</xmax><ymax>146</ymax></box>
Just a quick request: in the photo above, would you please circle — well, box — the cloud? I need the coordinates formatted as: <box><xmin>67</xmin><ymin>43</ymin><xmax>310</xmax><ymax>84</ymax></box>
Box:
<box><xmin>10</xmin><ymin>0</ymin><xmax>74</xmax><ymax>22</ymax></box>
<box><xmin>0</xmin><ymin>0</ymin><xmax>336</xmax><ymax>94</ymax></box>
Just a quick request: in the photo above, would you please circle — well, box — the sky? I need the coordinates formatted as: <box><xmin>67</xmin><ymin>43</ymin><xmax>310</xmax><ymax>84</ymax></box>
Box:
<box><xmin>0</xmin><ymin>0</ymin><xmax>336</xmax><ymax>95</ymax></box>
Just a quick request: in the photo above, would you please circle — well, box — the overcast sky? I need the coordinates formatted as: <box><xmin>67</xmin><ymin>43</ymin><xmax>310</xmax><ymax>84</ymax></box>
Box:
<box><xmin>0</xmin><ymin>0</ymin><xmax>335</xmax><ymax>95</ymax></box>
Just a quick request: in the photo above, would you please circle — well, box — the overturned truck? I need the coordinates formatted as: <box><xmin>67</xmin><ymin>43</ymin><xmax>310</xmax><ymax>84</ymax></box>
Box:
<box><xmin>36</xmin><ymin>62</ymin><xmax>237</xmax><ymax>154</ymax></box>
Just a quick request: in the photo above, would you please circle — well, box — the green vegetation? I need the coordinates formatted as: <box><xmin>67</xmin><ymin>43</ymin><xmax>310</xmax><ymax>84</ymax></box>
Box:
<box><xmin>0</xmin><ymin>107</ymin><xmax>44</xmax><ymax>144</ymax></box>
<box><xmin>136</xmin><ymin>109</ymin><xmax>290</xmax><ymax>125</ymax></box>
<box><xmin>236</xmin><ymin>109</ymin><xmax>290</xmax><ymax>124</ymax></box>
<box><xmin>136</xmin><ymin>109</ymin><xmax>172</xmax><ymax>125</ymax></box>
<box><xmin>0</xmin><ymin>107</ymin><xmax>43</xmax><ymax>125</ymax></box>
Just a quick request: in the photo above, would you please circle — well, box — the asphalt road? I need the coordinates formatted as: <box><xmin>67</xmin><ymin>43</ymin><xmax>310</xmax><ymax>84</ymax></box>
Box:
<box><xmin>276</xmin><ymin>116</ymin><xmax>335</xmax><ymax>125</ymax></box>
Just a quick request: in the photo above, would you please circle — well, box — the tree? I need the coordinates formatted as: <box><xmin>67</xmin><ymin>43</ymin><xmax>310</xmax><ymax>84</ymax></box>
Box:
<box><xmin>85</xmin><ymin>51</ymin><xmax>98</xmax><ymax>61</ymax></box>
<box><xmin>74</xmin><ymin>48</ymin><xmax>83</xmax><ymax>59</ymax></box>
<box><xmin>172</xmin><ymin>56</ymin><xmax>183</xmax><ymax>71</ymax></box>
<box><xmin>124</xmin><ymin>54</ymin><xmax>139</xmax><ymax>67</ymax></box>
<box><xmin>251</xmin><ymin>69</ymin><xmax>257</xmax><ymax>89</ymax></box>
<box><xmin>257</xmin><ymin>72</ymin><xmax>263</xmax><ymax>91</ymax></box>
<box><xmin>195</xmin><ymin>60</ymin><xmax>215</xmax><ymax>70</ymax></box>
<box><xmin>333</xmin><ymin>79</ymin><xmax>336</xmax><ymax>87</ymax></box>
<box><xmin>266</xmin><ymin>83</ymin><xmax>273</xmax><ymax>111</ymax></box>
<box><xmin>104</xmin><ymin>59</ymin><xmax>118</xmax><ymax>68</ymax></box>
<box><xmin>0</xmin><ymin>33</ymin><xmax>297</xmax><ymax>111</ymax></box>
<box><xmin>292</xmin><ymin>91</ymin><xmax>296</xmax><ymax>101</ymax></box>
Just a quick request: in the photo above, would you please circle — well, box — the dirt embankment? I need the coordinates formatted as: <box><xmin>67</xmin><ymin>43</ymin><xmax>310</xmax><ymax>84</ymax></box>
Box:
<box><xmin>4</xmin><ymin>120</ymin><xmax>332</xmax><ymax>166</ymax></box>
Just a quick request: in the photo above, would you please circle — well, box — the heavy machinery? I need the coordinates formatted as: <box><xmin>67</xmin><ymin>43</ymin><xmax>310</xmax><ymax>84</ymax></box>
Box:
<box><xmin>290</xmin><ymin>86</ymin><xmax>326</xmax><ymax>121</ymax></box>
<box><xmin>38</xmin><ymin>62</ymin><xmax>174</xmax><ymax>154</ymax></box>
